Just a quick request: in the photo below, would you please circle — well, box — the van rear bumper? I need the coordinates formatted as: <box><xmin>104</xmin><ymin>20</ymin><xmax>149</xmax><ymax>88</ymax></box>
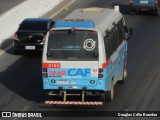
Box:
<box><xmin>44</xmin><ymin>90</ymin><xmax>104</xmax><ymax>105</ymax></box>
<box><xmin>43</xmin><ymin>86</ymin><xmax>107</xmax><ymax>92</ymax></box>
<box><xmin>44</xmin><ymin>89</ymin><xmax>106</xmax><ymax>97</ymax></box>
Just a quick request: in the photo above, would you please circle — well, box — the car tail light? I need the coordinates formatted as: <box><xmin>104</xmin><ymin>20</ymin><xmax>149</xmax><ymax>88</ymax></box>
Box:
<box><xmin>156</xmin><ymin>0</ymin><xmax>158</xmax><ymax>7</ymax></box>
<box><xmin>12</xmin><ymin>34</ymin><xmax>18</xmax><ymax>40</ymax></box>
<box><xmin>130</xmin><ymin>0</ymin><xmax>134</xmax><ymax>6</ymax></box>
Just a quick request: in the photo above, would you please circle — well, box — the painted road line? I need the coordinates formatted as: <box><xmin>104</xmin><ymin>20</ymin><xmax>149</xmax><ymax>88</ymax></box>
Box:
<box><xmin>48</xmin><ymin>0</ymin><xmax>76</xmax><ymax>19</ymax></box>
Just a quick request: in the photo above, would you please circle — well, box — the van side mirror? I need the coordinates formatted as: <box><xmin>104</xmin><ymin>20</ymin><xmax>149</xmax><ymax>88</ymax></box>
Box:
<box><xmin>124</xmin><ymin>26</ymin><xmax>133</xmax><ymax>40</ymax></box>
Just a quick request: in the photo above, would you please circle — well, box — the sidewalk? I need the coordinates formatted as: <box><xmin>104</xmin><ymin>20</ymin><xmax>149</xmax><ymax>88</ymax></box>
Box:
<box><xmin>0</xmin><ymin>0</ymin><xmax>25</xmax><ymax>15</ymax></box>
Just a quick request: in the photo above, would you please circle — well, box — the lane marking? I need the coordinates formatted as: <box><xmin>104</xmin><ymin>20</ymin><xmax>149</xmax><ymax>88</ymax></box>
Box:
<box><xmin>49</xmin><ymin>0</ymin><xmax>76</xmax><ymax>18</ymax></box>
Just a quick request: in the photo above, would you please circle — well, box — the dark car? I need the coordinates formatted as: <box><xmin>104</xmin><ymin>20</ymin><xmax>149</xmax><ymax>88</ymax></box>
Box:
<box><xmin>130</xmin><ymin>0</ymin><xmax>160</xmax><ymax>15</ymax></box>
<box><xmin>12</xmin><ymin>18</ymin><xmax>54</xmax><ymax>54</ymax></box>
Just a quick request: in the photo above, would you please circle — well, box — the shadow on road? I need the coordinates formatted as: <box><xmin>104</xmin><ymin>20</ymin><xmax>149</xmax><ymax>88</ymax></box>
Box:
<box><xmin>0</xmin><ymin>48</ymin><xmax>44</xmax><ymax>102</ymax></box>
<box><xmin>0</xmin><ymin>38</ymin><xmax>14</xmax><ymax>54</ymax></box>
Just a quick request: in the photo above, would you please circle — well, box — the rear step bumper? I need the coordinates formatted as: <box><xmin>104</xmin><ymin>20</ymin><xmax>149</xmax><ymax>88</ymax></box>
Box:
<box><xmin>45</xmin><ymin>101</ymin><xmax>103</xmax><ymax>105</ymax></box>
<box><xmin>45</xmin><ymin>90</ymin><xmax>103</xmax><ymax>105</ymax></box>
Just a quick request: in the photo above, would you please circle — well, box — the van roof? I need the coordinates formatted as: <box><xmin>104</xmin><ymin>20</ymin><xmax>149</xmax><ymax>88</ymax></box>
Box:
<box><xmin>64</xmin><ymin>8</ymin><xmax>123</xmax><ymax>37</ymax></box>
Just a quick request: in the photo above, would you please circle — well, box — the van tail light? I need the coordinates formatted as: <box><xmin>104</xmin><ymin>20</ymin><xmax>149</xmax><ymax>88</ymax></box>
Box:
<box><xmin>98</xmin><ymin>74</ymin><xmax>103</xmax><ymax>78</ymax></box>
<box><xmin>98</xmin><ymin>68</ymin><xmax>103</xmax><ymax>78</ymax></box>
<box><xmin>43</xmin><ymin>66</ymin><xmax>48</xmax><ymax>77</ymax></box>
<box><xmin>43</xmin><ymin>68</ymin><xmax>47</xmax><ymax>72</ymax></box>
<box><xmin>12</xmin><ymin>34</ymin><xmax>19</xmax><ymax>40</ymax></box>
<box><xmin>99</xmin><ymin>68</ymin><xmax>103</xmax><ymax>73</ymax></box>
<box><xmin>43</xmin><ymin>73</ymin><xmax>48</xmax><ymax>77</ymax></box>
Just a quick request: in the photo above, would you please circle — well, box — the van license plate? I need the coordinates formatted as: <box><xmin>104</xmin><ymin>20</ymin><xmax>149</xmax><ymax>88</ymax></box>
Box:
<box><xmin>25</xmin><ymin>46</ymin><xmax>35</xmax><ymax>50</ymax></box>
<box><xmin>57</xmin><ymin>80</ymin><xmax>68</xmax><ymax>84</ymax></box>
<box><xmin>140</xmin><ymin>0</ymin><xmax>148</xmax><ymax>4</ymax></box>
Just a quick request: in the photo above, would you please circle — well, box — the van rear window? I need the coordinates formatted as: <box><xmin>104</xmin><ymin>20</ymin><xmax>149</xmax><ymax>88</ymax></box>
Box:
<box><xmin>47</xmin><ymin>30</ymin><xmax>98</xmax><ymax>61</ymax></box>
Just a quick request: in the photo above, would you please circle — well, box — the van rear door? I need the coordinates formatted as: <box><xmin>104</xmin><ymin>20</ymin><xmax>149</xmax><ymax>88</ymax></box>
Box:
<box><xmin>44</xmin><ymin>29</ymin><xmax>99</xmax><ymax>89</ymax></box>
<box><xmin>43</xmin><ymin>62</ymin><xmax>99</xmax><ymax>88</ymax></box>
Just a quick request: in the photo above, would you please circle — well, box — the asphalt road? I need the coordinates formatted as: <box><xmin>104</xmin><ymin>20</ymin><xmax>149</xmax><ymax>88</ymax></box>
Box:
<box><xmin>1</xmin><ymin>0</ymin><xmax>160</xmax><ymax>119</ymax></box>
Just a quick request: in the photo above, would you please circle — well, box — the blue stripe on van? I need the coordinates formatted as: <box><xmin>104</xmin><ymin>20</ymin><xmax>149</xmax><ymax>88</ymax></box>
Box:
<box><xmin>55</xmin><ymin>21</ymin><xmax>95</xmax><ymax>28</ymax></box>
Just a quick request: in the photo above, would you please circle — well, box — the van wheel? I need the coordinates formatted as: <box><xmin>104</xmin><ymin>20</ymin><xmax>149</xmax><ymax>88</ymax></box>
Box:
<box><xmin>118</xmin><ymin>61</ymin><xmax>127</xmax><ymax>83</ymax></box>
<box><xmin>100</xmin><ymin>80</ymin><xmax>114</xmax><ymax>101</ymax></box>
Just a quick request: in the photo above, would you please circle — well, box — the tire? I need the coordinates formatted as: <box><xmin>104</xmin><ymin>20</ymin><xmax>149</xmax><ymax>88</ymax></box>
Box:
<box><xmin>100</xmin><ymin>80</ymin><xmax>114</xmax><ymax>102</ymax></box>
<box><xmin>118</xmin><ymin>61</ymin><xmax>127</xmax><ymax>84</ymax></box>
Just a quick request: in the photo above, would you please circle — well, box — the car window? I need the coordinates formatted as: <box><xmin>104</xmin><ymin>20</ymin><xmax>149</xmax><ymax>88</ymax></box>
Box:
<box><xmin>19</xmin><ymin>21</ymin><xmax>48</xmax><ymax>31</ymax></box>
